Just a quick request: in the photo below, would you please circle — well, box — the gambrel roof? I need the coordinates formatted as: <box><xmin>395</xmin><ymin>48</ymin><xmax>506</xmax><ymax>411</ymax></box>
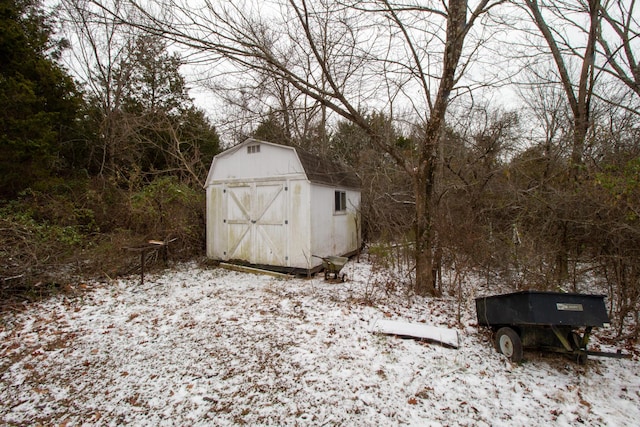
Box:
<box><xmin>206</xmin><ymin>138</ymin><xmax>361</xmax><ymax>190</ymax></box>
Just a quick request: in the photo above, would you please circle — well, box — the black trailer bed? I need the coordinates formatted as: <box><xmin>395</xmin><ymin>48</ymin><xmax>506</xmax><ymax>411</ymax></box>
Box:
<box><xmin>475</xmin><ymin>290</ymin><xmax>610</xmax><ymax>328</ymax></box>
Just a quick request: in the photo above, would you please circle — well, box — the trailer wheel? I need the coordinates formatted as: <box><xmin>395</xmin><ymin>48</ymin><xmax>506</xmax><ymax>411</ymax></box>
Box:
<box><xmin>495</xmin><ymin>327</ymin><xmax>523</xmax><ymax>362</ymax></box>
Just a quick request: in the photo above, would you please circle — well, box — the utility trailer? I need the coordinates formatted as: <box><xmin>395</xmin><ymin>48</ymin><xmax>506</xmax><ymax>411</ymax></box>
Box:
<box><xmin>475</xmin><ymin>291</ymin><xmax>628</xmax><ymax>363</ymax></box>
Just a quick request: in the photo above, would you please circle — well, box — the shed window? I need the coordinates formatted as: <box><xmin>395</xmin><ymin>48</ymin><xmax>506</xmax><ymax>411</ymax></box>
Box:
<box><xmin>334</xmin><ymin>191</ymin><xmax>347</xmax><ymax>213</ymax></box>
<box><xmin>247</xmin><ymin>144</ymin><xmax>260</xmax><ymax>154</ymax></box>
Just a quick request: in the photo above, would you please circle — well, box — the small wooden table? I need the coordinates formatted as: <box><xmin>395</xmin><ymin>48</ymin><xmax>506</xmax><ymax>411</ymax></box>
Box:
<box><xmin>125</xmin><ymin>240</ymin><xmax>168</xmax><ymax>285</ymax></box>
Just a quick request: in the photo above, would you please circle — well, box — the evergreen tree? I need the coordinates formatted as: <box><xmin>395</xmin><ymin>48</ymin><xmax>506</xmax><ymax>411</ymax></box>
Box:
<box><xmin>252</xmin><ymin>113</ymin><xmax>290</xmax><ymax>145</ymax></box>
<box><xmin>0</xmin><ymin>0</ymin><xmax>81</xmax><ymax>197</ymax></box>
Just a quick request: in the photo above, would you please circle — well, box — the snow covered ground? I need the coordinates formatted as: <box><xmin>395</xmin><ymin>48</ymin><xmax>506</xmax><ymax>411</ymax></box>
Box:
<box><xmin>1</xmin><ymin>259</ymin><xmax>639</xmax><ymax>426</ymax></box>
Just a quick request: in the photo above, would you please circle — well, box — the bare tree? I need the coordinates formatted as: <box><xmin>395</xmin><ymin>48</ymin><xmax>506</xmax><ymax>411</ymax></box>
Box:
<box><xmin>505</xmin><ymin>1</ymin><xmax>640</xmax><ymax>303</ymax></box>
<box><xmin>521</xmin><ymin>0</ymin><xmax>600</xmax><ymax>175</ymax></box>
<box><xmin>61</xmin><ymin>3</ymin><xmax>220</xmax><ymax>186</ymax></box>
<box><xmin>90</xmin><ymin>0</ymin><xmax>505</xmax><ymax>295</ymax></box>
<box><xmin>505</xmin><ymin>0</ymin><xmax>601</xmax><ymax>285</ymax></box>
<box><xmin>440</xmin><ymin>106</ymin><xmax>522</xmax><ymax>288</ymax></box>
<box><xmin>206</xmin><ymin>64</ymin><xmax>327</xmax><ymax>148</ymax></box>
<box><xmin>597</xmin><ymin>0</ymin><xmax>640</xmax><ymax>100</ymax></box>
<box><xmin>60</xmin><ymin>0</ymin><xmax>140</xmax><ymax>177</ymax></box>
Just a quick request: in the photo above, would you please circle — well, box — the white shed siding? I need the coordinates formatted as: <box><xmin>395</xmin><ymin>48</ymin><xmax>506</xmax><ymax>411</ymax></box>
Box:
<box><xmin>344</xmin><ymin>189</ymin><xmax>361</xmax><ymax>254</ymax></box>
<box><xmin>206</xmin><ymin>139</ymin><xmax>360</xmax><ymax>272</ymax></box>
<box><xmin>207</xmin><ymin>177</ymin><xmax>315</xmax><ymax>269</ymax></box>
<box><xmin>310</xmin><ymin>184</ymin><xmax>361</xmax><ymax>258</ymax></box>
<box><xmin>225</xmin><ymin>181</ymin><xmax>287</xmax><ymax>265</ymax></box>
<box><xmin>206</xmin><ymin>184</ymin><xmax>223</xmax><ymax>259</ymax></box>
<box><xmin>287</xmin><ymin>179</ymin><xmax>314</xmax><ymax>268</ymax></box>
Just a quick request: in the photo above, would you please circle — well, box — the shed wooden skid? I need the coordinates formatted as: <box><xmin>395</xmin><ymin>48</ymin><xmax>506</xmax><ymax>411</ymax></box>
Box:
<box><xmin>205</xmin><ymin>139</ymin><xmax>361</xmax><ymax>274</ymax></box>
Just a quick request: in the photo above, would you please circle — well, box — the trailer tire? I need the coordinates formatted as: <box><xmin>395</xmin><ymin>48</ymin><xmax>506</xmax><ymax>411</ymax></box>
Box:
<box><xmin>495</xmin><ymin>327</ymin><xmax>523</xmax><ymax>362</ymax></box>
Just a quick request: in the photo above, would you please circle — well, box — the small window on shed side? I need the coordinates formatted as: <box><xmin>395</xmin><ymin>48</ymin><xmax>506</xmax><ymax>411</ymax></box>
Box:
<box><xmin>335</xmin><ymin>190</ymin><xmax>347</xmax><ymax>213</ymax></box>
<box><xmin>247</xmin><ymin>144</ymin><xmax>260</xmax><ymax>154</ymax></box>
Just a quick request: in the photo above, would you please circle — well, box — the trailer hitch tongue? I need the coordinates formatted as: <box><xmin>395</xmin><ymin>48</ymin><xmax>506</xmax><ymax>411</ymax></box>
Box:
<box><xmin>550</xmin><ymin>325</ymin><xmax>632</xmax><ymax>360</ymax></box>
<box><xmin>586</xmin><ymin>350</ymin><xmax>633</xmax><ymax>359</ymax></box>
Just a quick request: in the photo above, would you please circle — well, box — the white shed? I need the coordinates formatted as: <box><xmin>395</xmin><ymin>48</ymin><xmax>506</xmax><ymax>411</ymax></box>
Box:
<box><xmin>205</xmin><ymin>138</ymin><xmax>361</xmax><ymax>273</ymax></box>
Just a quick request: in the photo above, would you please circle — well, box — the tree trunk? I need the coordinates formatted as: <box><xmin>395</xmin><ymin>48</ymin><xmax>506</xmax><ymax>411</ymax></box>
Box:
<box><xmin>555</xmin><ymin>222</ymin><xmax>569</xmax><ymax>286</ymax></box>
<box><xmin>412</xmin><ymin>118</ymin><xmax>443</xmax><ymax>296</ymax></box>
<box><xmin>411</xmin><ymin>0</ymin><xmax>467</xmax><ymax>296</ymax></box>
<box><xmin>413</xmin><ymin>168</ymin><xmax>436</xmax><ymax>295</ymax></box>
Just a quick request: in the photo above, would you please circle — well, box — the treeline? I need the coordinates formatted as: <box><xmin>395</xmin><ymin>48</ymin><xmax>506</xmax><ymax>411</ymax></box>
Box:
<box><xmin>1</xmin><ymin>0</ymin><xmax>639</xmax><ymax>338</ymax></box>
<box><xmin>255</xmin><ymin>104</ymin><xmax>639</xmax><ymax>336</ymax></box>
<box><xmin>133</xmin><ymin>0</ymin><xmax>636</xmax><ymax>336</ymax></box>
<box><xmin>0</xmin><ymin>0</ymin><xmax>220</xmax><ymax>301</ymax></box>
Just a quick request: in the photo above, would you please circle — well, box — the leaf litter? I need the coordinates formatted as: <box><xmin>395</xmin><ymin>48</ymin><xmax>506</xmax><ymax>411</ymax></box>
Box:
<box><xmin>1</xmin><ymin>260</ymin><xmax>639</xmax><ymax>426</ymax></box>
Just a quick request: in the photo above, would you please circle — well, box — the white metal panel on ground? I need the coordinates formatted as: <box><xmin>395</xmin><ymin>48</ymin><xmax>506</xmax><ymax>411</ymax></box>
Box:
<box><xmin>371</xmin><ymin>319</ymin><xmax>460</xmax><ymax>348</ymax></box>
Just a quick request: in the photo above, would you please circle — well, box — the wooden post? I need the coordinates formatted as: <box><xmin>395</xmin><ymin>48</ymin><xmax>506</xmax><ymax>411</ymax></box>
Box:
<box><xmin>140</xmin><ymin>250</ymin><xmax>145</xmax><ymax>285</ymax></box>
